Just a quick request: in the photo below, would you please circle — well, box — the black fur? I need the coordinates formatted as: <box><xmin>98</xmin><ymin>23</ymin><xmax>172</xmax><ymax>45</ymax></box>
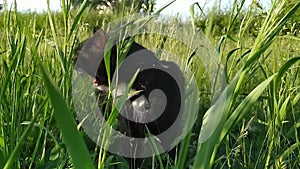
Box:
<box><xmin>74</xmin><ymin>29</ymin><xmax>182</xmax><ymax>168</ymax></box>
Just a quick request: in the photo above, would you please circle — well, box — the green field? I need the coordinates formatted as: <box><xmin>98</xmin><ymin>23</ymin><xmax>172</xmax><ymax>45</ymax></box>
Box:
<box><xmin>0</xmin><ymin>0</ymin><xmax>300</xmax><ymax>168</ymax></box>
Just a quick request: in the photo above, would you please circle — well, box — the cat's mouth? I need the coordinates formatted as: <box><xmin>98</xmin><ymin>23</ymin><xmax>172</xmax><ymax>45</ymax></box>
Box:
<box><xmin>93</xmin><ymin>79</ymin><xmax>142</xmax><ymax>100</ymax></box>
<box><xmin>93</xmin><ymin>79</ymin><xmax>109</xmax><ymax>94</ymax></box>
<box><xmin>93</xmin><ymin>78</ymin><xmax>153</xmax><ymax>122</ymax></box>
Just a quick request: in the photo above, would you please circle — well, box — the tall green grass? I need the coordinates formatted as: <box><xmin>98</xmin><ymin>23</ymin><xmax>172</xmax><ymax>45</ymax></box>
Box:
<box><xmin>0</xmin><ymin>0</ymin><xmax>299</xmax><ymax>168</ymax></box>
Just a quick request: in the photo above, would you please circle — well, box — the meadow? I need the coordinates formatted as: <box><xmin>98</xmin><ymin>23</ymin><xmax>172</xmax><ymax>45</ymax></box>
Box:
<box><xmin>0</xmin><ymin>0</ymin><xmax>300</xmax><ymax>168</ymax></box>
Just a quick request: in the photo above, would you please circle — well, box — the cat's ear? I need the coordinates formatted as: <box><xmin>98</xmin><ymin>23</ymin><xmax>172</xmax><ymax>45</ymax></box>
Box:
<box><xmin>93</xmin><ymin>26</ymin><xmax>102</xmax><ymax>33</ymax></box>
<box><xmin>92</xmin><ymin>26</ymin><xmax>107</xmax><ymax>39</ymax></box>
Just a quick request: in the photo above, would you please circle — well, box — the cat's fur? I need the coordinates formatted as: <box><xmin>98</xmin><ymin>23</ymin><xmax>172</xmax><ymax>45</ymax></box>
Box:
<box><xmin>74</xmin><ymin>28</ymin><xmax>181</xmax><ymax>168</ymax></box>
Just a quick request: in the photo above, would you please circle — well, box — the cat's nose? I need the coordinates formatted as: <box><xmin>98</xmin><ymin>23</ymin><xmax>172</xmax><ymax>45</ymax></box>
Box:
<box><xmin>132</xmin><ymin>95</ymin><xmax>150</xmax><ymax>110</ymax></box>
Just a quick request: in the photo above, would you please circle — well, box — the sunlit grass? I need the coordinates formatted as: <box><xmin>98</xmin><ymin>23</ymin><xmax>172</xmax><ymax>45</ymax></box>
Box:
<box><xmin>0</xmin><ymin>0</ymin><xmax>299</xmax><ymax>168</ymax></box>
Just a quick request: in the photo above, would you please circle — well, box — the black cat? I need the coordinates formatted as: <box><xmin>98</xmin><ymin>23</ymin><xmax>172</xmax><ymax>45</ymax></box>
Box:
<box><xmin>74</xmin><ymin>28</ymin><xmax>184</xmax><ymax>168</ymax></box>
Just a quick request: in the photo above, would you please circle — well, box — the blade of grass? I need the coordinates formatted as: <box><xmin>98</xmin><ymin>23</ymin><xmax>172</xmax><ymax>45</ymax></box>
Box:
<box><xmin>67</xmin><ymin>0</ymin><xmax>89</xmax><ymax>41</ymax></box>
<box><xmin>194</xmin><ymin>73</ymin><xmax>275</xmax><ymax>169</ymax></box>
<box><xmin>39</xmin><ymin>61</ymin><xmax>95</xmax><ymax>169</ymax></box>
<box><xmin>47</xmin><ymin>0</ymin><xmax>66</xmax><ymax>73</ymax></box>
<box><xmin>220</xmin><ymin>74</ymin><xmax>276</xmax><ymax>142</ymax></box>
<box><xmin>274</xmin><ymin>56</ymin><xmax>300</xmax><ymax>91</ymax></box>
<box><xmin>193</xmin><ymin>70</ymin><xmax>241</xmax><ymax>169</ymax></box>
<box><xmin>3</xmin><ymin>104</ymin><xmax>40</xmax><ymax>169</ymax></box>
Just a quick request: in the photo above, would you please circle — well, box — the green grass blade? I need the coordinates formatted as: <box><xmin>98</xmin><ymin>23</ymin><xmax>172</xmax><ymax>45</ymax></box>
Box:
<box><xmin>279</xmin><ymin>142</ymin><xmax>300</xmax><ymax>161</ymax></box>
<box><xmin>245</xmin><ymin>2</ymin><xmax>300</xmax><ymax>69</ymax></box>
<box><xmin>153</xmin><ymin>0</ymin><xmax>175</xmax><ymax>15</ymax></box>
<box><xmin>220</xmin><ymin>74</ymin><xmax>276</xmax><ymax>142</ymax></box>
<box><xmin>190</xmin><ymin>2</ymin><xmax>204</xmax><ymax>32</ymax></box>
<box><xmin>0</xmin><ymin>51</ymin><xmax>18</xmax><ymax>104</ymax></box>
<box><xmin>292</xmin><ymin>93</ymin><xmax>300</xmax><ymax>106</ymax></box>
<box><xmin>47</xmin><ymin>0</ymin><xmax>66</xmax><ymax>73</ymax></box>
<box><xmin>193</xmin><ymin>70</ymin><xmax>241</xmax><ymax>169</ymax></box>
<box><xmin>39</xmin><ymin>61</ymin><xmax>95</xmax><ymax>169</ymax></box>
<box><xmin>0</xmin><ymin>149</ymin><xmax>4</xmax><ymax>168</ymax></box>
<box><xmin>199</xmin><ymin>70</ymin><xmax>241</xmax><ymax>144</ymax></box>
<box><xmin>3</xmin><ymin>108</ymin><xmax>40</xmax><ymax>169</ymax></box>
<box><xmin>275</xmin><ymin>56</ymin><xmax>300</xmax><ymax>91</ymax></box>
<box><xmin>67</xmin><ymin>0</ymin><xmax>89</xmax><ymax>41</ymax></box>
<box><xmin>277</xmin><ymin>96</ymin><xmax>290</xmax><ymax>126</ymax></box>
<box><xmin>224</xmin><ymin>48</ymin><xmax>240</xmax><ymax>82</ymax></box>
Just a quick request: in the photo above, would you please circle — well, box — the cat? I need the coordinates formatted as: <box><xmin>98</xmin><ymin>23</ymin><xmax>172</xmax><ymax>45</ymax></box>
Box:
<box><xmin>74</xmin><ymin>27</ymin><xmax>183</xmax><ymax>168</ymax></box>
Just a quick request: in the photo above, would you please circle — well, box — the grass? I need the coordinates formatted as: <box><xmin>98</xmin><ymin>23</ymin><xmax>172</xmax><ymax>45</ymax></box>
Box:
<box><xmin>0</xmin><ymin>0</ymin><xmax>300</xmax><ymax>168</ymax></box>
